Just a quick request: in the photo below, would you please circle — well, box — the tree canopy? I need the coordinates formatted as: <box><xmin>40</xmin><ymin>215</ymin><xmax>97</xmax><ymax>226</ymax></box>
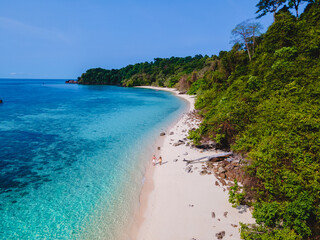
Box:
<box><xmin>78</xmin><ymin>55</ymin><xmax>210</xmax><ymax>88</ymax></box>
<box><xmin>77</xmin><ymin>2</ymin><xmax>320</xmax><ymax>239</ymax></box>
<box><xmin>256</xmin><ymin>0</ymin><xmax>287</xmax><ymax>20</ymax></box>
<box><xmin>189</xmin><ymin>3</ymin><xmax>320</xmax><ymax>239</ymax></box>
<box><xmin>231</xmin><ymin>20</ymin><xmax>263</xmax><ymax>61</ymax></box>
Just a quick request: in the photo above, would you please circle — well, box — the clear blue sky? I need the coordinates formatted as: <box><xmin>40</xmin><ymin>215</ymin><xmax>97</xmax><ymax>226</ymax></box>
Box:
<box><xmin>0</xmin><ymin>0</ymin><xmax>276</xmax><ymax>79</ymax></box>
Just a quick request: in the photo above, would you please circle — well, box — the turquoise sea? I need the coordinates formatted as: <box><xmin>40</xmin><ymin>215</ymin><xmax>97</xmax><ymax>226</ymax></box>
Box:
<box><xmin>0</xmin><ymin>79</ymin><xmax>187</xmax><ymax>239</ymax></box>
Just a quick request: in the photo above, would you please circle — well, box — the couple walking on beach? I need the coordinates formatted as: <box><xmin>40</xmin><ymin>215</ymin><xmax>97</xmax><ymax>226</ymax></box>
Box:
<box><xmin>152</xmin><ymin>154</ymin><xmax>162</xmax><ymax>166</ymax></box>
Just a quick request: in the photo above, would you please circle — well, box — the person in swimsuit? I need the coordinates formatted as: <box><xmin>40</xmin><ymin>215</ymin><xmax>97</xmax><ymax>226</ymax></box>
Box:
<box><xmin>152</xmin><ymin>154</ymin><xmax>157</xmax><ymax>166</ymax></box>
<box><xmin>158</xmin><ymin>156</ymin><xmax>162</xmax><ymax>166</ymax></box>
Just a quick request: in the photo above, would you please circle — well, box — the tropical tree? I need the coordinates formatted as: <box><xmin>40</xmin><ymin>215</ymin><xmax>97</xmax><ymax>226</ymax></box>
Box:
<box><xmin>256</xmin><ymin>0</ymin><xmax>286</xmax><ymax>21</ymax></box>
<box><xmin>231</xmin><ymin>21</ymin><xmax>263</xmax><ymax>61</ymax></box>
<box><xmin>288</xmin><ymin>0</ymin><xmax>312</xmax><ymax>19</ymax></box>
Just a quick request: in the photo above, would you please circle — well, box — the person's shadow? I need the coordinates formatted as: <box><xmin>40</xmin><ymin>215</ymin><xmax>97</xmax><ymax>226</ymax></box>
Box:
<box><xmin>155</xmin><ymin>161</ymin><xmax>168</xmax><ymax>166</ymax></box>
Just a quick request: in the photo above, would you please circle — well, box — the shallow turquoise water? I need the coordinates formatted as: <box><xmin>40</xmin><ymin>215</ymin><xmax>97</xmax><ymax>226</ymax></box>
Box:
<box><xmin>0</xmin><ymin>79</ymin><xmax>186</xmax><ymax>239</ymax></box>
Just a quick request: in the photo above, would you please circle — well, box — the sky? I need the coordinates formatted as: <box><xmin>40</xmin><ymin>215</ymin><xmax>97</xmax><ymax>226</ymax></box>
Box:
<box><xmin>0</xmin><ymin>0</ymin><xmax>276</xmax><ymax>79</ymax></box>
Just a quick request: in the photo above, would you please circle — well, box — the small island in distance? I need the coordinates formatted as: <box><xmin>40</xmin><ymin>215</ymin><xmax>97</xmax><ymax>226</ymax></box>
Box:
<box><xmin>65</xmin><ymin>80</ymin><xmax>78</xmax><ymax>84</ymax></box>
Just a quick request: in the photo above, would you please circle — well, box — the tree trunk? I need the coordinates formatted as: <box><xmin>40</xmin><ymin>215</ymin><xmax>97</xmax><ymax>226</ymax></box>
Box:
<box><xmin>183</xmin><ymin>152</ymin><xmax>233</xmax><ymax>164</ymax></box>
<box><xmin>252</xmin><ymin>36</ymin><xmax>256</xmax><ymax>56</ymax></box>
<box><xmin>245</xmin><ymin>42</ymin><xmax>252</xmax><ymax>61</ymax></box>
<box><xmin>273</xmin><ymin>1</ymin><xmax>280</xmax><ymax>22</ymax></box>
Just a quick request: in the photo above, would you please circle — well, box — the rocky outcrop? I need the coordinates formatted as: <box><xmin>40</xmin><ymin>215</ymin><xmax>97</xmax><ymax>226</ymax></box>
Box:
<box><xmin>65</xmin><ymin>80</ymin><xmax>78</xmax><ymax>84</ymax></box>
<box><xmin>195</xmin><ymin>140</ymin><xmax>216</xmax><ymax>149</ymax></box>
<box><xmin>215</xmin><ymin>231</ymin><xmax>225</xmax><ymax>239</ymax></box>
<box><xmin>173</xmin><ymin>140</ymin><xmax>185</xmax><ymax>146</ymax></box>
<box><xmin>201</xmin><ymin>154</ymin><xmax>245</xmax><ymax>183</ymax></box>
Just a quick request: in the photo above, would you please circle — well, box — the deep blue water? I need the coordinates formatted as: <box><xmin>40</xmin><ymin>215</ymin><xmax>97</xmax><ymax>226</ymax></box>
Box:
<box><xmin>0</xmin><ymin>79</ymin><xmax>186</xmax><ymax>239</ymax></box>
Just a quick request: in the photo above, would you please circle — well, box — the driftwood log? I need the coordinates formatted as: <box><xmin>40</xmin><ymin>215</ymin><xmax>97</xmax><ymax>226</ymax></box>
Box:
<box><xmin>183</xmin><ymin>152</ymin><xmax>233</xmax><ymax>165</ymax></box>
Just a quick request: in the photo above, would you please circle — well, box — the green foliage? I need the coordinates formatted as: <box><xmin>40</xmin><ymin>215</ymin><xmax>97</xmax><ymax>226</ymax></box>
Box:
<box><xmin>256</xmin><ymin>0</ymin><xmax>286</xmax><ymax>19</ymax></box>
<box><xmin>78</xmin><ymin>55</ymin><xmax>210</xmax><ymax>88</ymax></box>
<box><xmin>246</xmin><ymin>75</ymin><xmax>262</xmax><ymax>90</ymax></box>
<box><xmin>187</xmin><ymin>78</ymin><xmax>206</xmax><ymax>95</ymax></box>
<box><xmin>240</xmin><ymin>223</ymin><xmax>302</xmax><ymax>240</ymax></box>
<box><xmin>193</xmin><ymin>3</ymin><xmax>320</xmax><ymax>238</ymax></box>
<box><xmin>283</xmin><ymin>192</ymin><xmax>314</xmax><ymax>236</ymax></box>
<box><xmin>187</xmin><ymin>128</ymin><xmax>202</xmax><ymax>145</ymax></box>
<box><xmin>253</xmin><ymin>202</ymin><xmax>281</xmax><ymax>227</ymax></box>
<box><xmin>77</xmin><ymin>2</ymin><xmax>320</xmax><ymax>238</ymax></box>
<box><xmin>229</xmin><ymin>180</ymin><xmax>246</xmax><ymax>207</ymax></box>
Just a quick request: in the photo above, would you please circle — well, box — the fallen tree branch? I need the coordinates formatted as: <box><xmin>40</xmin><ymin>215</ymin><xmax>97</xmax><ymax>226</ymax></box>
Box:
<box><xmin>183</xmin><ymin>152</ymin><xmax>233</xmax><ymax>165</ymax></box>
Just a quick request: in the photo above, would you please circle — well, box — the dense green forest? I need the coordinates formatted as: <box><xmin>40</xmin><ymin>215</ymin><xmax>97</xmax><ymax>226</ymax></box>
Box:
<box><xmin>77</xmin><ymin>54</ymin><xmax>210</xmax><ymax>88</ymax></box>
<box><xmin>78</xmin><ymin>1</ymin><xmax>320</xmax><ymax>239</ymax></box>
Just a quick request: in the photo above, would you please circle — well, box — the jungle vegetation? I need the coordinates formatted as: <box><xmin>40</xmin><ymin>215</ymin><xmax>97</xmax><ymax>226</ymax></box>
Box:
<box><xmin>78</xmin><ymin>1</ymin><xmax>320</xmax><ymax>239</ymax></box>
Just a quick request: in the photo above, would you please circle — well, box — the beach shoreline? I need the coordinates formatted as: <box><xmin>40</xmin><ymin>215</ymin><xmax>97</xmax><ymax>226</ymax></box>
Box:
<box><xmin>130</xmin><ymin>86</ymin><xmax>254</xmax><ymax>240</ymax></box>
<box><xmin>129</xmin><ymin>86</ymin><xmax>192</xmax><ymax>239</ymax></box>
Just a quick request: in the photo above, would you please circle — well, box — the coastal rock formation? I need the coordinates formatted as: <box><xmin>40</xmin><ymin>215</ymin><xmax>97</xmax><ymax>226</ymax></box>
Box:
<box><xmin>173</xmin><ymin>140</ymin><xmax>184</xmax><ymax>146</ymax></box>
<box><xmin>215</xmin><ymin>231</ymin><xmax>225</xmax><ymax>239</ymax></box>
<box><xmin>65</xmin><ymin>80</ymin><xmax>78</xmax><ymax>84</ymax></box>
<box><xmin>201</xmin><ymin>154</ymin><xmax>247</xmax><ymax>184</ymax></box>
<box><xmin>218</xmin><ymin>167</ymin><xmax>226</xmax><ymax>174</ymax></box>
<box><xmin>195</xmin><ymin>140</ymin><xmax>216</xmax><ymax>150</ymax></box>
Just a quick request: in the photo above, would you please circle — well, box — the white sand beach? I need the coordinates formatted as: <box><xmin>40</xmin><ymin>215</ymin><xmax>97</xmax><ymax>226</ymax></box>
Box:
<box><xmin>131</xmin><ymin>87</ymin><xmax>255</xmax><ymax>240</ymax></box>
